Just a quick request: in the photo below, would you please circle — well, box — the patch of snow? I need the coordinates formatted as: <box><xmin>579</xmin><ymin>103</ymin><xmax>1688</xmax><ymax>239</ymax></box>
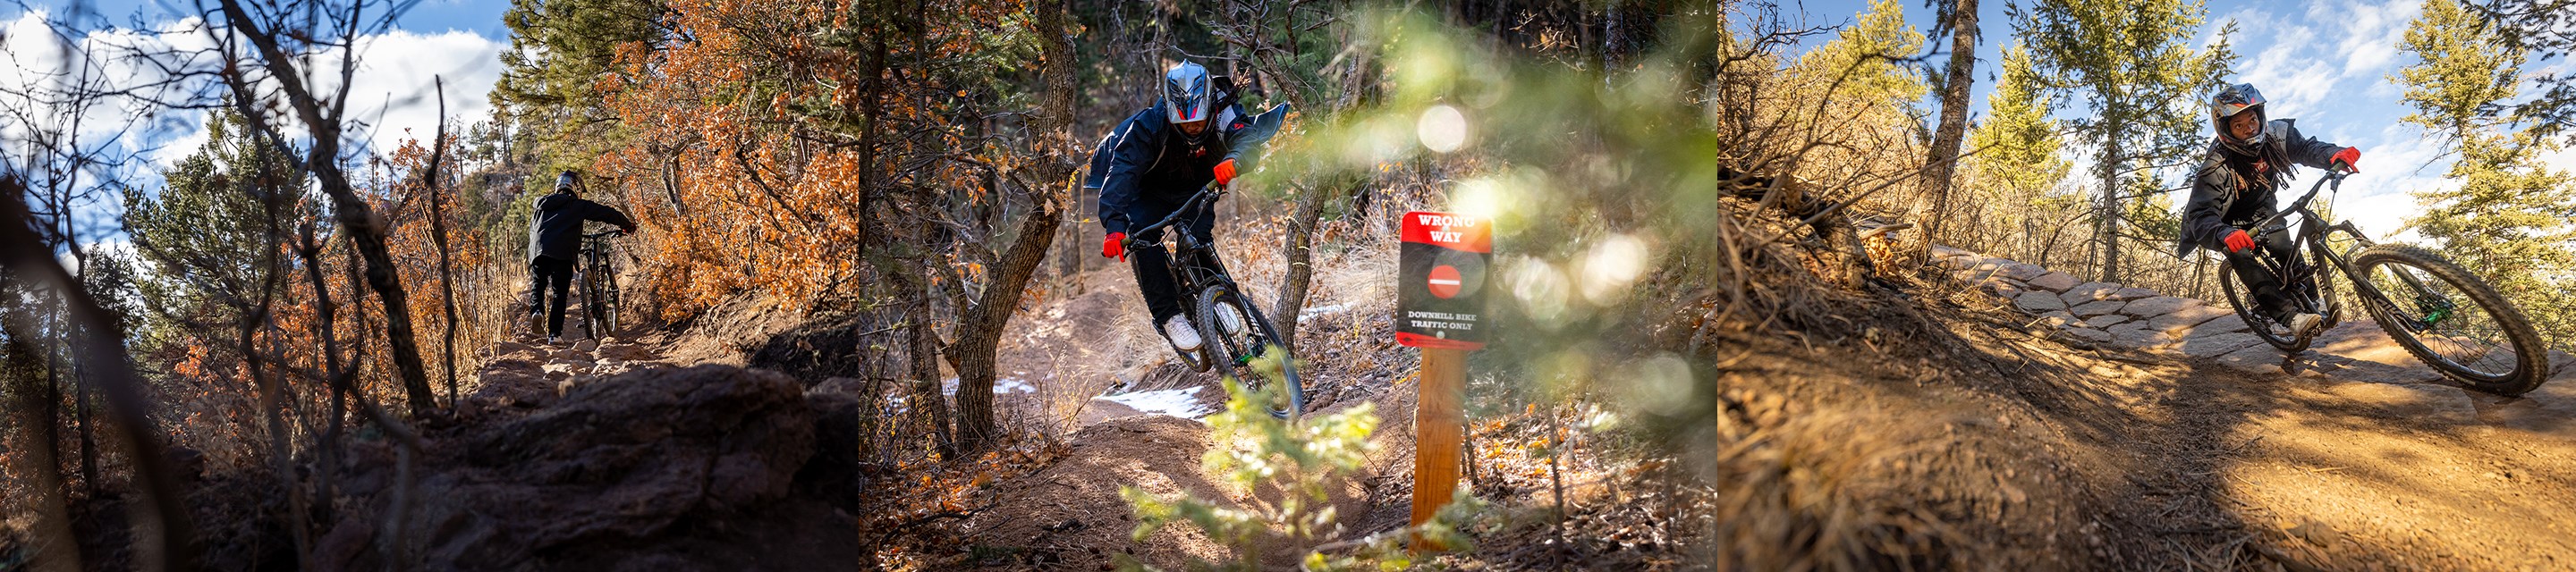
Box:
<box><xmin>1300</xmin><ymin>303</ymin><xmax>1352</xmax><ymax>318</ymax></box>
<box><xmin>1098</xmin><ymin>387</ymin><xmax>1215</xmax><ymax>419</ymax></box>
<box><xmin>942</xmin><ymin>376</ymin><xmax>1037</xmax><ymax>395</ymax></box>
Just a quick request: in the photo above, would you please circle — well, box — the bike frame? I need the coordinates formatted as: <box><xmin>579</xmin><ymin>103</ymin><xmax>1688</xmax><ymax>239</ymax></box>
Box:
<box><xmin>2249</xmin><ymin>170</ymin><xmax>2445</xmax><ymax>332</ymax></box>
<box><xmin>580</xmin><ymin>230</ymin><xmax>623</xmax><ymax>339</ymax></box>
<box><xmin>1125</xmin><ymin>185</ymin><xmax>1244</xmax><ymax>314</ymax></box>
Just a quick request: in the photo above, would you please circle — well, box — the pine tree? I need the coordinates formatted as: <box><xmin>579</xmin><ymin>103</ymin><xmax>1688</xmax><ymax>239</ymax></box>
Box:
<box><xmin>2011</xmin><ymin>0</ymin><xmax>2234</xmax><ymax>282</ymax></box>
<box><xmin>1965</xmin><ymin>43</ymin><xmax>2068</xmax><ymax>200</ymax></box>
<box><xmin>2394</xmin><ymin>0</ymin><xmax>2576</xmax><ymax>347</ymax></box>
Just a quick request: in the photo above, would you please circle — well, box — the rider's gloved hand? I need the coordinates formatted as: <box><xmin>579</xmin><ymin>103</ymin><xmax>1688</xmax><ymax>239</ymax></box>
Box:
<box><xmin>1102</xmin><ymin>231</ymin><xmax>1128</xmax><ymax>262</ymax></box>
<box><xmin>2332</xmin><ymin>147</ymin><xmax>2360</xmax><ymax>172</ymax></box>
<box><xmin>2224</xmin><ymin>229</ymin><xmax>2258</xmax><ymax>254</ymax></box>
<box><xmin>1213</xmin><ymin>159</ymin><xmax>1238</xmax><ymax>188</ymax></box>
<box><xmin>620</xmin><ymin>224</ymin><xmax>639</xmax><ymax>234</ymax></box>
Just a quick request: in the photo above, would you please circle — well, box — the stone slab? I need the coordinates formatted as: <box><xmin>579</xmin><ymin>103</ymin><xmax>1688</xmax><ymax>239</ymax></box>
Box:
<box><xmin>2110</xmin><ymin>287</ymin><xmax>2162</xmax><ymax>300</ymax></box>
<box><xmin>2071</xmin><ymin>299</ymin><xmax>2129</xmax><ymax>317</ymax></box>
<box><xmin>2083</xmin><ymin>315</ymin><xmax>2131</xmax><ymax>329</ymax></box>
<box><xmin>2060</xmin><ymin>327</ymin><xmax>2113</xmax><ymax>344</ymax></box>
<box><xmin>2062</xmin><ymin>282</ymin><xmax>2122</xmax><ymax>303</ymax></box>
<box><xmin>2121</xmin><ymin>297</ymin><xmax>2195</xmax><ymax>317</ymax></box>
<box><xmin>2035</xmin><ymin>310</ymin><xmax>2080</xmax><ymax>328</ymax></box>
<box><xmin>1996</xmin><ymin>262</ymin><xmax>2049</xmax><ymax>282</ymax></box>
<box><xmin>2016</xmin><ymin>291</ymin><xmax>2069</xmax><ymax>313</ymax></box>
<box><xmin>2027</xmin><ymin>272</ymin><xmax>2081</xmax><ymax>292</ymax></box>
<box><xmin>2148</xmin><ymin>306</ymin><xmax>2233</xmax><ymax>332</ymax></box>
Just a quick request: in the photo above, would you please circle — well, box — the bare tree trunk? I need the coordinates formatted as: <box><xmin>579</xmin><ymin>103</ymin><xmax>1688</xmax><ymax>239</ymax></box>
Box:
<box><xmin>0</xmin><ymin>178</ymin><xmax>197</xmax><ymax>568</ymax></box>
<box><xmin>941</xmin><ymin>0</ymin><xmax>1077</xmax><ymax>452</ymax></box>
<box><xmin>1274</xmin><ymin>184</ymin><xmax>1329</xmax><ymax>349</ymax></box>
<box><xmin>4</xmin><ymin>298</ymin><xmax>83</xmax><ymax>572</ymax></box>
<box><xmin>214</xmin><ymin>0</ymin><xmax>439</xmax><ymax>416</ymax></box>
<box><xmin>1920</xmin><ymin>0</ymin><xmax>1979</xmax><ymax>253</ymax></box>
<box><xmin>2093</xmin><ymin>141</ymin><xmax>2124</xmax><ymax>282</ymax></box>
<box><xmin>906</xmin><ymin>290</ymin><xmax>955</xmax><ymax>457</ymax></box>
<box><xmin>427</xmin><ymin>77</ymin><xmax>462</xmax><ymax>408</ymax></box>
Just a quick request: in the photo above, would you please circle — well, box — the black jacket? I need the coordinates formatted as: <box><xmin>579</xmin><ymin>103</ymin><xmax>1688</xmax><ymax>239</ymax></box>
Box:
<box><xmin>529</xmin><ymin>192</ymin><xmax>635</xmax><ymax>262</ymax></box>
<box><xmin>2177</xmin><ymin>119</ymin><xmax>2347</xmax><ymax>254</ymax></box>
<box><xmin>1090</xmin><ymin>96</ymin><xmax>1269</xmax><ymax>235</ymax></box>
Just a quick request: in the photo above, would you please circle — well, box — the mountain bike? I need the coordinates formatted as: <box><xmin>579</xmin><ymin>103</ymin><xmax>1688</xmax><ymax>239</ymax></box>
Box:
<box><xmin>578</xmin><ymin>230</ymin><xmax>623</xmax><ymax>341</ymax></box>
<box><xmin>1123</xmin><ymin>185</ymin><xmax>1306</xmax><ymax>418</ymax></box>
<box><xmin>2217</xmin><ymin>167</ymin><xmax>2551</xmax><ymax>395</ymax></box>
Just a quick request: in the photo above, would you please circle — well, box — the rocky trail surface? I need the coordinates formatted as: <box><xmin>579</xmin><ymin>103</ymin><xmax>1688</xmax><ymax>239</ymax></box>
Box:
<box><xmin>277</xmin><ymin>236</ymin><xmax>2576</xmax><ymax>570</ymax></box>
<box><xmin>1928</xmin><ymin>243</ymin><xmax>2576</xmax><ymax>569</ymax></box>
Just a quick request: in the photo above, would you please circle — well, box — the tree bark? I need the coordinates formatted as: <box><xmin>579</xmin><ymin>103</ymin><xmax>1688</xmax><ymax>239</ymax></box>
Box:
<box><xmin>2093</xmin><ymin>139</ymin><xmax>2124</xmax><ymax>282</ymax></box>
<box><xmin>214</xmin><ymin>0</ymin><xmax>438</xmax><ymax>416</ymax></box>
<box><xmin>428</xmin><ymin>77</ymin><xmax>462</xmax><ymax>408</ymax></box>
<box><xmin>944</xmin><ymin>0</ymin><xmax>1077</xmax><ymax>451</ymax></box>
<box><xmin>0</xmin><ymin>178</ymin><xmax>197</xmax><ymax>568</ymax></box>
<box><xmin>1274</xmin><ymin>184</ymin><xmax>1329</xmax><ymax>349</ymax></box>
<box><xmin>1919</xmin><ymin>0</ymin><xmax>1979</xmax><ymax>253</ymax></box>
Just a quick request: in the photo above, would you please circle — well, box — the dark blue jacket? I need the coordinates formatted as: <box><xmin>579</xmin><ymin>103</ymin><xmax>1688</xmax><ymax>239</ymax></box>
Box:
<box><xmin>2179</xmin><ymin>119</ymin><xmax>2347</xmax><ymax>254</ymax></box>
<box><xmin>528</xmin><ymin>192</ymin><xmax>635</xmax><ymax>262</ymax></box>
<box><xmin>1092</xmin><ymin>99</ymin><xmax>1260</xmax><ymax>235</ymax></box>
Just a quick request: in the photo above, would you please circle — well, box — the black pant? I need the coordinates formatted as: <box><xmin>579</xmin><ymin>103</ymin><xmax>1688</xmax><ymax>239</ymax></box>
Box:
<box><xmin>2222</xmin><ymin>227</ymin><xmax>2302</xmax><ymax>321</ymax></box>
<box><xmin>1126</xmin><ymin>196</ymin><xmax>1218</xmax><ymax>325</ymax></box>
<box><xmin>529</xmin><ymin>256</ymin><xmax>577</xmax><ymax>337</ymax></box>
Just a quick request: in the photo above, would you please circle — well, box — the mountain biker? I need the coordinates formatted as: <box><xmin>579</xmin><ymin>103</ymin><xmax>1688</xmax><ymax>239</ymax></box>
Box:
<box><xmin>1097</xmin><ymin>61</ymin><xmax>1262</xmax><ymax>353</ymax></box>
<box><xmin>2181</xmin><ymin>83</ymin><xmax>2360</xmax><ymax>339</ymax></box>
<box><xmin>528</xmin><ymin>170</ymin><xmax>637</xmax><ymax>343</ymax></box>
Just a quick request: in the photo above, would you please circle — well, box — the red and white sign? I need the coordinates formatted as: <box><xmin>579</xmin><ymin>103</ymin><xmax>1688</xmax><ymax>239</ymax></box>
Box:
<box><xmin>1398</xmin><ymin>211</ymin><xmax>1491</xmax><ymax>349</ymax></box>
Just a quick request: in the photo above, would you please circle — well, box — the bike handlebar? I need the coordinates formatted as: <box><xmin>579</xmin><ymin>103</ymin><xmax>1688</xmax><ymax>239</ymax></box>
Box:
<box><xmin>1120</xmin><ymin>184</ymin><xmax>1224</xmax><ymax>249</ymax></box>
<box><xmin>2250</xmin><ymin>167</ymin><xmax>2352</xmax><ymax>239</ymax></box>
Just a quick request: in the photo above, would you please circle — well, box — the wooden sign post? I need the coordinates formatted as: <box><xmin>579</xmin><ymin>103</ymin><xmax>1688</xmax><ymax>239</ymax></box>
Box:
<box><xmin>1397</xmin><ymin>211</ymin><xmax>1490</xmax><ymax>551</ymax></box>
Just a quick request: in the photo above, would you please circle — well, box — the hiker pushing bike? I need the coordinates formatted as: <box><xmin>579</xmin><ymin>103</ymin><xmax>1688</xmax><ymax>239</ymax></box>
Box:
<box><xmin>2186</xmin><ymin>83</ymin><xmax>2551</xmax><ymax>394</ymax></box>
<box><xmin>528</xmin><ymin>170</ymin><xmax>638</xmax><ymax>344</ymax></box>
<box><xmin>1089</xmin><ymin>61</ymin><xmax>1303</xmax><ymax>417</ymax></box>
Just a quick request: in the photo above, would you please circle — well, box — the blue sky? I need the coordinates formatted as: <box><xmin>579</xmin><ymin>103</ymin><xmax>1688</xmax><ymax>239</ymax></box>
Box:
<box><xmin>1789</xmin><ymin>0</ymin><xmax>2576</xmax><ymax>243</ymax></box>
<box><xmin>7</xmin><ymin>0</ymin><xmax>2565</xmax><ymax>251</ymax></box>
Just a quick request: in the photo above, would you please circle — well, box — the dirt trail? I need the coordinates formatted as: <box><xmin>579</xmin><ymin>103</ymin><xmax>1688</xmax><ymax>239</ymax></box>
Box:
<box><xmin>953</xmin><ymin>240</ymin><xmax>2576</xmax><ymax>569</ymax></box>
<box><xmin>1935</xmin><ymin>244</ymin><xmax>2576</xmax><ymax>569</ymax></box>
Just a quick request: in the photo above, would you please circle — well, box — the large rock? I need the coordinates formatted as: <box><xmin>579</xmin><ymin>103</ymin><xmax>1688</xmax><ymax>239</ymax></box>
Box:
<box><xmin>2071</xmin><ymin>299</ymin><xmax>2129</xmax><ymax>317</ymax></box>
<box><xmin>2015</xmin><ymin>291</ymin><xmax>2070</xmax><ymax>313</ymax></box>
<box><xmin>597</xmin><ymin>343</ymin><xmax>657</xmax><ymax>362</ymax></box>
<box><xmin>2027</xmin><ymin>272</ymin><xmax>2082</xmax><ymax>292</ymax></box>
<box><xmin>2061</xmin><ymin>282</ymin><xmax>2123</xmax><ymax>303</ymax></box>
<box><xmin>2121</xmin><ymin>296</ymin><xmax>2196</xmax><ymax>317</ymax></box>
<box><xmin>2109</xmin><ymin>324</ymin><xmax>2176</xmax><ymax>351</ymax></box>
<box><xmin>404</xmin><ymin>365</ymin><xmax>818</xmax><ymax>570</ymax></box>
<box><xmin>1996</xmin><ymin>262</ymin><xmax>2050</xmax><ymax>282</ymax></box>
<box><xmin>2180</xmin><ymin>332</ymin><xmax>2267</xmax><ymax>358</ymax></box>
<box><xmin>2110</xmin><ymin>287</ymin><xmax>2163</xmax><ymax>300</ymax></box>
<box><xmin>2084</xmin><ymin>315</ymin><xmax>2131</xmax><ymax>329</ymax></box>
<box><xmin>2035</xmin><ymin>310</ymin><xmax>2080</xmax><ymax>328</ymax></box>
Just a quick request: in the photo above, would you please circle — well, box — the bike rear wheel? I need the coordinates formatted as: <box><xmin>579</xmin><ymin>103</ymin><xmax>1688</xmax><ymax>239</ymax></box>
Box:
<box><xmin>2218</xmin><ymin>260</ymin><xmax>2315</xmax><ymax>352</ymax></box>
<box><xmin>580</xmin><ymin>259</ymin><xmax>609</xmax><ymax>341</ymax></box>
<box><xmin>2350</xmin><ymin>245</ymin><xmax>2549</xmax><ymax>394</ymax></box>
<box><xmin>1195</xmin><ymin>285</ymin><xmax>1304</xmax><ymax>419</ymax></box>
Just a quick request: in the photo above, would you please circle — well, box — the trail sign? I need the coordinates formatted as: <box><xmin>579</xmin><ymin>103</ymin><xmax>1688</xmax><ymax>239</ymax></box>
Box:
<box><xmin>1397</xmin><ymin>210</ymin><xmax>1489</xmax><ymax>551</ymax></box>
<box><xmin>1398</xmin><ymin>211</ymin><xmax>1491</xmax><ymax>349</ymax></box>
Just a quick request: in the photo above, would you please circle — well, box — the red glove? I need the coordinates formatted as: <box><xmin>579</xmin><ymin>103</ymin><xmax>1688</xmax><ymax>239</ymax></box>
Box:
<box><xmin>2224</xmin><ymin>230</ymin><xmax>2257</xmax><ymax>253</ymax></box>
<box><xmin>1102</xmin><ymin>232</ymin><xmax>1128</xmax><ymax>261</ymax></box>
<box><xmin>1212</xmin><ymin>159</ymin><xmax>1238</xmax><ymax>188</ymax></box>
<box><xmin>2331</xmin><ymin>147</ymin><xmax>2360</xmax><ymax>172</ymax></box>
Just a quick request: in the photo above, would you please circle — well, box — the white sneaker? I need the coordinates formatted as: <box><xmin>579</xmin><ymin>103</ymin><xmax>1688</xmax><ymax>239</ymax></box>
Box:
<box><xmin>1163</xmin><ymin>315</ymin><xmax>1203</xmax><ymax>351</ymax></box>
<box><xmin>2284</xmin><ymin>313</ymin><xmax>2323</xmax><ymax>338</ymax></box>
<box><xmin>1218</xmin><ymin>303</ymin><xmax>1247</xmax><ymax>335</ymax></box>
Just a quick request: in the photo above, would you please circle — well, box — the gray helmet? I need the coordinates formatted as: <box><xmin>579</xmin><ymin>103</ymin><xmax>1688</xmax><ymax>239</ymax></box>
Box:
<box><xmin>1163</xmin><ymin>62</ymin><xmax>1215</xmax><ymax>145</ymax></box>
<box><xmin>2210</xmin><ymin>83</ymin><xmax>2267</xmax><ymax>156</ymax></box>
<box><xmin>555</xmin><ymin>170</ymin><xmax>578</xmax><ymax>192</ymax></box>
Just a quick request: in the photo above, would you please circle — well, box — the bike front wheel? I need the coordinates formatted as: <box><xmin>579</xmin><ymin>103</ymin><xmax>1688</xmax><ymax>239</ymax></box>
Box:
<box><xmin>2350</xmin><ymin>245</ymin><xmax>2550</xmax><ymax>394</ymax></box>
<box><xmin>1195</xmin><ymin>285</ymin><xmax>1304</xmax><ymax>419</ymax></box>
